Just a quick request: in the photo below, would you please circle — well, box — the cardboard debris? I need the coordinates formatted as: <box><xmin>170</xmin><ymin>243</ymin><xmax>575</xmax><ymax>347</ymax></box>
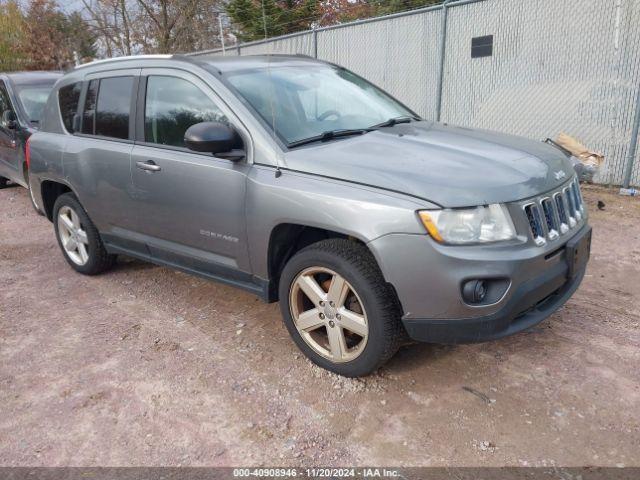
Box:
<box><xmin>556</xmin><ymin>132</ymin><xmax>604</xmax><ymax>182</ymax></box>
<box><xmin>556</xmin><ymin>132</ymin><xmax>604</xmax><ymax>167</ymax></box>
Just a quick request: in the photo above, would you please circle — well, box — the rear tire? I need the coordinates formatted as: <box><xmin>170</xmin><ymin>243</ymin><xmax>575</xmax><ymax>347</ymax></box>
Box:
<box><xmin>279</xmin><ymin>238</ymin><xmax>405</xmax><ymax>377</ymax></box>
<box><xmin>0</xmin><ymin>176</ymin><xmax>9</xmax><ymax>189</ymax></box>
<box><xmin>53</xmin><ymin>193</ymin><xmax>116</xmax><ymax>275</ymax></box>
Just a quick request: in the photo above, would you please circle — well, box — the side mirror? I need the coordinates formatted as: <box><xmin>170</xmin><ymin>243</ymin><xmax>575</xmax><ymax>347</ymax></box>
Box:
<box><xmin>184</xmin><ymin>121</ymin><xmax>245</xmax><ymax>161</ymax></box>
<box><xmin>2</xmin><ymin>110</ymin><xmax>17</xmax><ymax>130</ymax></box>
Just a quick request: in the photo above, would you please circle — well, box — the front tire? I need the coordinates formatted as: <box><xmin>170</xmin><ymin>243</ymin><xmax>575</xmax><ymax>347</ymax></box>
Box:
<box><xmin>279</xmin><ymin>239</ymin><xmax>405</xmax><ymax>377</ymax></box>
<box><xmin>0</xmin><ymin>176</ymin><xmax>9</xmax><ymax>189</ymax></box>
<box><xmin>53</xmin><ymin>193</ymin><xmax>116</xmax><ymax>275</ymax></box>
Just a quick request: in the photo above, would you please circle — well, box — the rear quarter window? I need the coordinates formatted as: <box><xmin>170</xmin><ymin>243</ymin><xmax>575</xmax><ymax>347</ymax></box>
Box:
<box><xmin>58</xmin><ymin>82</ymin><xmax>82</xmax><ymax>133</ymax></box>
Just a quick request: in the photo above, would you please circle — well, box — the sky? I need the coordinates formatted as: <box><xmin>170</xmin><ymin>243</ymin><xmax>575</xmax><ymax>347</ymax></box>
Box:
<box><xmin>15</xmin><ymin>0</ymin><xmax>86</xmax><ymax>13</ymax></box>
<box><xmin>57</xmin><ymin>0</ymin><xmax>85</xmax><ymax>13</ymax></box>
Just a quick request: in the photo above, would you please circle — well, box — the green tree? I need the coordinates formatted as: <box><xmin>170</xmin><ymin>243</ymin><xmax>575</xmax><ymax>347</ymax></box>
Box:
<box><xmin>0</xmin><ymin>0</ymin><xmax>27</xmax><ymax>71</ymax></box>
<box><xmin>374</xmin><ymin>0</ymin><xmax>441</xmax><ymax>16</ymax></box>
<box><xmin>22</xmin><ymin>0</ymin><xmax>72</xmax><ymax>70</ymax></box>
<box><xmin>318</xmin><ymin>0</ymin><xmax>375</xmax><ymax>25</ymax></box>
<box><xmin>64</xmin><ymin>11</ymin><xmax>98</xmax><ymax>61</ymax></box>
<box><xmin>226</xmin><ymin>0</ymin><xmax>319</xmax><ymax>41</ymax></box>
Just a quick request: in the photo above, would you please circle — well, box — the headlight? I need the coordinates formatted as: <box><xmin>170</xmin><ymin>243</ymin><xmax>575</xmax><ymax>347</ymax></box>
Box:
<box><xmin>418</xmin><ymin>204</ymin><xmax>516</xmax><ymax>244</ymax></box>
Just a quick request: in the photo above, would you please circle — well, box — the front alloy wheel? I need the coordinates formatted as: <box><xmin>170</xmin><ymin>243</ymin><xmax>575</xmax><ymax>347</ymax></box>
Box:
<box><xmin>279</xmin><ymin>239</ymin><xmax>405</xmax><ymax>377</ymax></box>
<box><xmin>290</xmin><ymin>267</ymin><xmax>369</xmax><ymax>363</ymax></box>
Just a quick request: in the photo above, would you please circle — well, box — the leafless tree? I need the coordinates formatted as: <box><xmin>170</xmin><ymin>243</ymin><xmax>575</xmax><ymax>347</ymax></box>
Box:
<box><xmin>81</xmin><ymin>0</ymin><xmax>225</xmax><ymax>57</ymax></box>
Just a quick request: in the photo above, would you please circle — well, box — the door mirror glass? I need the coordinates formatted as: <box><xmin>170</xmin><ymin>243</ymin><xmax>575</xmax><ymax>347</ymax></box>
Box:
<box><xmin>2</xmin><ymin>110</ymin><xmax>17</xmax><ymax>130</ymax></box>
<box><xmin>184</xmin><ymin>122</ymin><xmax>244</xmax><ymax>160</ymax></box>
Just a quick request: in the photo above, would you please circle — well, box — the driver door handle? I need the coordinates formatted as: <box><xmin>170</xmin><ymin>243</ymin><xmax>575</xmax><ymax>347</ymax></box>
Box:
<box><xmin>136</xmin><ymin>160</ymin><xmax>161</xmax><ymax>172</ymax></box>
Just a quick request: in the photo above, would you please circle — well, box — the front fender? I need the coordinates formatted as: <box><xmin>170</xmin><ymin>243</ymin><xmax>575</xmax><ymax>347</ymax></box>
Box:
<box><xmin>246</xmin><ymin>165</ymin><xmax>434</xmax><ymax>279</ymax></box>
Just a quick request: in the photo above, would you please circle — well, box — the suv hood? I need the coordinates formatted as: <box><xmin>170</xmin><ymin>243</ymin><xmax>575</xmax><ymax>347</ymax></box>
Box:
<box><xmin>283</xmin><ymin>121</ymin><xmax>574</xmax><ymax>208</ymax></box>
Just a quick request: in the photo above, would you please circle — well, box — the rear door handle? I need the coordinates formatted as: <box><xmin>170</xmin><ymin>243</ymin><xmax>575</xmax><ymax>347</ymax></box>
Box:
<box><xmin>136</xmin><ymin>160</ymin><xmax>161</xmax><ymax>172</ymax></box>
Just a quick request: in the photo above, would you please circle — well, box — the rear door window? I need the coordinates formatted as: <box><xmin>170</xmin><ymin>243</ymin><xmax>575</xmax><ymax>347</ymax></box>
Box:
<box><xmin>144</xmin><ymin>75</ymin><xmax>227</xmax><ymax>148</ymax></box>
<box><xmin>81</xmin><ymin>76</ymin><xmax>134</xmax><ymax>140</ymax></box>
<box><xmin>58</xmin><ymin>82</ymin><xmax>82</xmax><ymax>133</ymax></box>
<box><xmin>95</xmin><ymin>77</ymin><xmax>133</xmax><ymax>139</ymax></box>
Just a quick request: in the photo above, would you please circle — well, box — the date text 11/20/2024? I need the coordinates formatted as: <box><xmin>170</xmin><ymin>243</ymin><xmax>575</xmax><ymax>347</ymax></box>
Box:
<box><xmin>232</xmin><ymin>468</ymin><xmax>401</xmax><ymax>477</ymax></box>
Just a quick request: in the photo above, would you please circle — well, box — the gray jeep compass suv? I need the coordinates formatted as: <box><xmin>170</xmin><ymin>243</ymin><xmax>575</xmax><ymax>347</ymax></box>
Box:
<box><xmin>28</xmin><ymin>55</ymin><xmax>591</xmax><ymax>377</ymax></box>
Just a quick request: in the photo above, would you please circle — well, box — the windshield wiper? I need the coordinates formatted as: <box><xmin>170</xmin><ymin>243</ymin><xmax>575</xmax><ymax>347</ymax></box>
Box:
<box><xmin>367</xmin><ymin>116</ymin><xmax>416</xmax><ymax>130</ymax></box>
<box><xmin>287</xmin><ymin>128</ymin><xmax>368</xmax><ymax>148</ymax></box>
<box><xmin>287</xmin><ymin>116</ymin><xmax>420</xmax><ymax>148</ymax></box>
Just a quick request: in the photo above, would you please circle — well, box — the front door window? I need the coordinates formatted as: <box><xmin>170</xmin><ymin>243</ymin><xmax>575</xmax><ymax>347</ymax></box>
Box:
<box><xmin>144</xmin><ymin>75</ymin><xmax>228</xmax><ymax>148</ymax></box>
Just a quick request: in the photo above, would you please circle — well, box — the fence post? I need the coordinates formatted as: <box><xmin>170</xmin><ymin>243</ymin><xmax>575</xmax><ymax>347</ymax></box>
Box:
<box><xmin>435</xmin><ymin>0</ymin><xmax>451</xmax><ymax>122</ymax></box>
<box><xmin>313</xmin><ymin>26</ymin><xmax>318</xmax><ymax>58</ymax></box>
<box><xmin>623</xmin><ymin>86</ymin><xmax>640</xmax><ymax>188</ymax></box>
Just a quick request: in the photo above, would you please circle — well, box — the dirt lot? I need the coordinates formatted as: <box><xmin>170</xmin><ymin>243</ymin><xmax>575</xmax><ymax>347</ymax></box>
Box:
<box><xmin>1</xmin><ymin>185</ymin><xmax>639</xmax><ymax>467</ymax></box>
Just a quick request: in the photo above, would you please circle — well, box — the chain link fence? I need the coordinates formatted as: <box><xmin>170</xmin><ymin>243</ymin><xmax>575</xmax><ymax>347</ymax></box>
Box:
<box><xmin>191</xmin><ymin>0</ymin><xmax>640</xmax><ymax>187</ymax></box>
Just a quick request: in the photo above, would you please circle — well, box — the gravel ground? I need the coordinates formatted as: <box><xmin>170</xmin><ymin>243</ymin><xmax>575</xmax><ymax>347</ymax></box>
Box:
<box><xmin>0</xmin><ymin>184</ymin><xmax>639</xmax><ymax>467</ymax></box>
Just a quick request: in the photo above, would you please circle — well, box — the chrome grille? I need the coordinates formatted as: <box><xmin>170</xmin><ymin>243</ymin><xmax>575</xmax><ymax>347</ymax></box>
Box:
<box><xmin>522</xmin><ymin>178</ymin><xmax>585</xmax><ymax>246</ymax></box>
<box><xmin>554</xmin><ymin>192</ymin><xmax>568</xmax><ymax>228</ymax></box>
<box><xmin>565</xmin><ymin>187</ymin><xmax>577</xmax><ymax>218</ymax></box>
<box><xmin>570</xmin><ymin>182</ymin><xmax>583</xmax><ymax>219</ymax></box>
<box><xmin>540</xmin><ymin>198</ymin><xmax>559</xmax><ymax>240</ymax></box>
<box><xmin>573</xmin><ymin>181</ymin><xmax>584</xmax><ymax>207</ymax></box>
<box><xmin>524</xmin><ymin>203</ymin><xmax>546</xmax><ymax>246</ymax></box>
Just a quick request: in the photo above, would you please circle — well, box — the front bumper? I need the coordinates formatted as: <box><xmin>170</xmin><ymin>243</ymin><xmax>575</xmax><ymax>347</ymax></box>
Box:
<box><xmin>368</xmin><ymin>223</ymin><xmax>590</xmax><ymax>344</ymax></box>
<box><xmin>402</xmin><ymin>263</ymin><xmax>585</xmax><ymax>344</ymax></box>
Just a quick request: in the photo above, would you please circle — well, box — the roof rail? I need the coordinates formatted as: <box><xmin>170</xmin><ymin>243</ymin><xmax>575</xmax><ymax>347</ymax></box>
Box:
<box><xmin>74</xmin><ymin>54</ymin><xmax>174</xmax><ymax>70</ymax></box>
<box><xmin>268</xmin><ymin>53</ymin><xmax>314</xmax><ymax>59</ymax></box>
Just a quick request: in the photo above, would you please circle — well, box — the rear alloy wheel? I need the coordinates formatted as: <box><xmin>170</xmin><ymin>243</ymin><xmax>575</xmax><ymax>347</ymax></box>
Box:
<box><xmin>57</xmin><ymin>205</ymin><xmax>90</xmax><ymax>266</ymax></box>
<box><xmin>279</xmin><ymin>239</ymin><xmax>405</xmax><ymax>377</ymax></box>
<box><xmin>53</xmin><ymin>193</ymin><xmax>116</xmax><ymax>275</ymax></box>
<box><xmin>290</xmin><ymin>266</ymin><xmax>369</xmax><ymax>363</ymax></box>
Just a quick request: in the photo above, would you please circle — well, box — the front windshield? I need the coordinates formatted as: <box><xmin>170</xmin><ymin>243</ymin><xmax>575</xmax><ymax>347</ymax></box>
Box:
<box><xmin>14</xmin><ymin>84</ymin><xmax>55</xmax><ymax>123</ymax></box>
<box><xmin>225</xmin><ymin>65</ymin><xmax>415</xmax><ymax>145</ymax></box>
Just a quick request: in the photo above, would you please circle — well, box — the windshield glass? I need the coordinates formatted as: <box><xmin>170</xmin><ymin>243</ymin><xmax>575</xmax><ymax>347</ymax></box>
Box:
<box><xmin>14</xmin><ymin>84</ymin><xmax>55</xmax><ymax>122</ymax></box>
<box><xmin>225</xmin><ymin>65</ymin><xmax>415</xmax><ymax>145</ymax></box>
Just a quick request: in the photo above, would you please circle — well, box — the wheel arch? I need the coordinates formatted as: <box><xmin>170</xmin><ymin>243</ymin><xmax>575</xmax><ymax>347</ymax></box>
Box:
<box><xmin>265</xmin><ymin>223</ymin><xmax>381</xmax><ymax>302</ymax></box>
<box><xmin>40</xmin><ymin>180</ymin><xmax>76</xmax><ymax>221</ymax></box>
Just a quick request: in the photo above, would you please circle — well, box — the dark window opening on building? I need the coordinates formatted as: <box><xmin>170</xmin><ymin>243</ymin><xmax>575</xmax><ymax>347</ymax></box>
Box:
<box><xmin>472</xmin><ymin>35</ymin><xmax>493</xmax><ymax>58</ymax></box>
